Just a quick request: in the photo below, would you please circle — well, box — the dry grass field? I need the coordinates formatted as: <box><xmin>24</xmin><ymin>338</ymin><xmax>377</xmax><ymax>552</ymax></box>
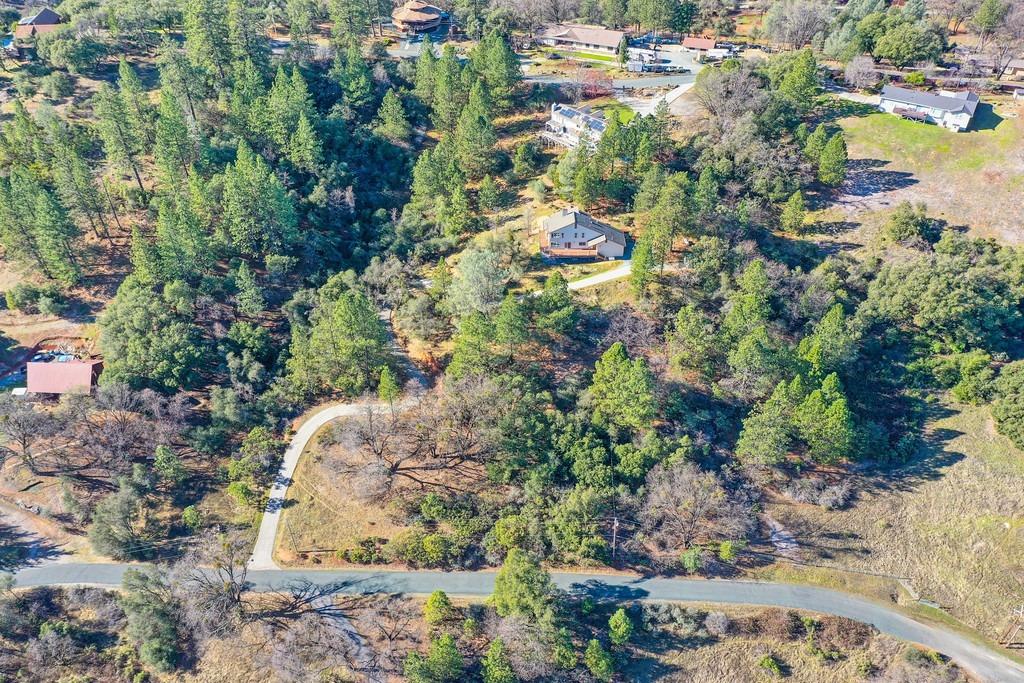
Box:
<box><xmin>764</xmin><ymin>403</ymin><xmax>1024</xmax><ymax>638</ymax></box>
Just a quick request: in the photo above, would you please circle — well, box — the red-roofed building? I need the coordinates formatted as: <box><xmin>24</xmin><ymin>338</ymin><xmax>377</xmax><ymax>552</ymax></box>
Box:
<box><xmin>27</xmin><ymin>359</ymin><xmax>102</xmax><ymax>395</ymax></box>
<box><xmin>682</xmin><ymin>35</ymin><xmax>716</xmax><ymax>51</ymax></box>
<box><xmin>13</xmin><ymin>8</ymin><xmax>64</xmax><ymax>41</ymax></box>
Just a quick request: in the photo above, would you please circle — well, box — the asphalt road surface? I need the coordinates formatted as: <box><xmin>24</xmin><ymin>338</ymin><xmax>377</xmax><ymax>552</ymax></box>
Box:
<box><xmin>13</xmin><ymin>563</ymin><xmax>1024</xmax><ymax>682</ymax></box>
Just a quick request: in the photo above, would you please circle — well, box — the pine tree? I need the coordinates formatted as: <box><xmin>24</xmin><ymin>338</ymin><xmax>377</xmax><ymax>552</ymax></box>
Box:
<box><xmin>584</xmin><ymin>639</ymin><xmax>614</xmax><ymax>682</ymax></box>
<box><xmin>735</xmin><ymin>381</ymin><xmax>793</xmax><ymax>466</ymax></box>
<box><xmin>46</xmin><ymin>118</ymin><xmax>107</xmax><ymax>239</ymax></box>
<box><xmin>32</xmin><ymin>187</ymin><xmax>81</xmax><ymax>285</ymax></box>
<box><xmin>229</xmin><ymin>58</ymin><xmax>268</xmax><ymax>139</ymax></box>
<box><xmin>779</xmin><ymin>48</ymin><xmax>819</xmax><ymax>112</ymax></box>
<box><xmin>234</xmin><ymin>261</ymin><xmax>265</xmax><ymax>315</ymax></box>
<box><xmin>797</xmin><ymin>373</ymin><xmax>854</xmax><ymax>463</ymax></box>
<box><xmin>341</xmin><ymin>45</ymin><xmax>374</xmax><ymax>111</ymax></box>
<box><xmin>573</xmin><ymin>162</ymin><xmax>601</xmax><ymax>209</ymax></box>
<box><xmin>228</xmin><ymin>0</ymin><xmax>271</xmax><ymax>69</ymax></box>
<box><xmin>588</xmin><ymin>342</ymin><xmax>656</xmax><ymax>432</ymax></box>
<box><xmin>440</xmin><ymin>184</ymin><xmax>473</xmax><ymax>236</ymax></box>
<box><xmin>478</xmin><ymin>174</ymin><xmax>500</xmax><ymax>211</ymax></box>
<box><xmin>130</xmin><ymin>225</ymin><xmax>164</xmax><ymax>285</ymax></box>
<box><xmin>328</xmin><ymin>0</ymin><xmax>369</xmax><ymax>47</ymax></box>
<box><xmin>414</xmin><ymin>35</ymin><xmax>437</xmax><ymax>105</ymax></box>
<box><xmin>493</xmin><ymin>294</ymin><xmax>528</xmax><ymax>359</ymax></box>
<box><xmin>630</xmin><ymin>232</ymin><xmax>655</xmax><ymax>298</ymax></box>
<box><xmin>432</xmin><ymin>46</ymin><xmax>466</xmax><ymax>132</ymax></box>
<box><xmin>803</xmin><ymin>123</ymin><xmax>828</xmax><ymax>163</ymax></box>
<box><xmin>377</xmin><ymin>365</ymin><xmax>400</xmax><ymax>406</ymax></box>
<box><xmin>156</xmin><ymin>41</ymin><xmax>205</xmax><ymax>124</ymax></box>
<box><xmin>94</xmin><ymin>84</ymin><xmax>147</xmax><ymax>195</ymax></box>
<box><xmin>481</xmin><ymin>638</ymin><xmax>515</xmax><ymax>683</ymax></box>
<box><xmin>818</xmin><ymin>133</ymin><xmax>848</xmax><ymax>187</ymax></box>
<box><xmin>473</xmin><ymin>33</ymin><xmax>521</xmax><ymax>113</ymax></box>
<box><xmin>375</xmin><ymin>88</ymin><xmax>411</xmax><ymax>141</ymax></box>
<box><xmin>780</xmin><ymin>190</ymin><xmax>806</xmax><ymax>232</ymax></box>
<box><xmin>155</xmin><ymin>89</ymin><xmax>196</xmax><ymax>187</ymax></box>
<box><xmin>184</xmin><ymin>0</ymin><xmax>232</xmax><ymax>80</ymax></box>
<box><xmin>693</xmin><ymin>166</ymin><xmax>719</xmax><ymax>215</ymax></box>
<box><xmin>117</xmin><ymin>58</ymin><xmax>156</xmax><ymax>150</ymax></box>
<box><xmin>155</xmin><ymin>198</ymin><xmax>210</xmax><ymax>281</ymax></box>
<box><xmin>634</xmin><ymin>164</ymin><xmax>665</xmax><ymax>212</ymax></box>
<box><xmin>288</xmin><ymin>113</ymin><xmax>322</xmax><ymax>172</ymax></box>
<box><xmin>222</xmin><ymin>141</ymin><xmax>298</xmax><ymax>256</ymax></box>
<box><xmin>455</xmin><ymin>81</ymin><xmax>497</xmax><ymax>179</ymax></box>
<box><xmin>609</xmin><ymin>608</ymin><xmax>634</xmax><ymax>645</ymax></box>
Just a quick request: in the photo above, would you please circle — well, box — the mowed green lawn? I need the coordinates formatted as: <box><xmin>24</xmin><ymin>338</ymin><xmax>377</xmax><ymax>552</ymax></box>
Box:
<box><xmin>840</xmin><ymin>104</ymin><xmax>1019</xmax><ymax>173</ymax></box>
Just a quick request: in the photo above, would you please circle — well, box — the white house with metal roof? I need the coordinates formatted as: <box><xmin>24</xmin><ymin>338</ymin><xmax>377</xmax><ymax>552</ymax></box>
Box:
<box><xmin>878</xmin><ymin>85</ymin><xmax>980</xmax><ymax>132</ymax></box>
<box><xmin>541</xmin><ymin>208</ymin><xmax>626</xmax><ymax>260</ymax></box>
<box><xmin>541</xmin><ymin>103</ymin><xmax>607</xmax><ymax>148</ymax></box>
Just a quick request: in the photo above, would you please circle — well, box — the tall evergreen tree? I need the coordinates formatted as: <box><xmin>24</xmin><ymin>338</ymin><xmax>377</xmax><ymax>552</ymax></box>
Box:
<box><xmin>228</xmin><ymin>0</ymin><xmax>271</xmax><ymax>69</ymax></box>
<box><xmin>46</xmin><ymin>118</ymin><xmax>107</xmax><ymax>239</ymax></box>
<box><xmin>376</xmin><ymin>88</ymin><xmax>411</xmax><ymax>141</ymax></box>
<box><xmin>414</xmin><ymin>35</ymin><xmax>437</xmax><ymax>105</ymax></box>
<box><xmin>222</xmin><ymin>142</ymin><xmax>298</xmax><ymax>256</ymax></box>
<box><xmin>155</xmin><ymin>90</ymin><xmax>197</xmax><ymax>187</ymax></box>
<box><xmin>818</xmin><ymin>133</ymin><xmax>848</xmax><ymax>187</ymax></box>
<box><xmin>94</xmin><ymin>83</ymin><xmax>147</xmax><ymax>195</ymax></box>
<box><xmin>454</xmin><ymin>80</ymin><xmax>497</xmax><ymax>179</ymax></box>
<box><xmin>184</xmin><ymin>0</ymin><xmax>232</xmax><ymax>80</ymax></box>
<box><xmin>117</xmin><ymin>58</ymin><xmax>156</xmax><ymax>150</ymax></box>
<box><xmin>432</xmin><ymin>46</ymin><xmax>466</xmax><ymax>131</ymax></box>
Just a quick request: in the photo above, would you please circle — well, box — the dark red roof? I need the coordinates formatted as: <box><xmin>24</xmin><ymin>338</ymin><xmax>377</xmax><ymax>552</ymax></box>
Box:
<box><xmin>27</xmin><ymin>359</ymin><xmax>102</xmax><ymax>394</ymax></box>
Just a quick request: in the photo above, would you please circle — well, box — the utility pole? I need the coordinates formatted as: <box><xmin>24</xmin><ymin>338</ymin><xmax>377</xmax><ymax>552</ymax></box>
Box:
<box><xmin>611</xmin><ymin>516</ymin><xmax>619</xmax><ymax>562</ymax></box>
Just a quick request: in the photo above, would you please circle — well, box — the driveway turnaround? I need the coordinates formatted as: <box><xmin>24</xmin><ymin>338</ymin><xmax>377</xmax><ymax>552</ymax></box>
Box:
<box><xmin>13</xmin><ymin>563</ymin><xmax>1024</xmax><ymax>682</ymax></box>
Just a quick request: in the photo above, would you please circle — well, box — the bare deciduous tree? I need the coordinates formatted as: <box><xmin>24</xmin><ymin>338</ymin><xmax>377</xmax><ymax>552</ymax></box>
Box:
<box><xmin>329</xmin><ymin>377</ymin><xmax>508</xmax><ymax>501</ymax></box>
<box><xmin>636</xmin><ymin>461</ymin><xmax>752</xmax><ymax>562</ymax></box>
<box><xmin>844</xmin><ymin>55</ymin><xmax>879</xmax><ymax>89</ymax></box>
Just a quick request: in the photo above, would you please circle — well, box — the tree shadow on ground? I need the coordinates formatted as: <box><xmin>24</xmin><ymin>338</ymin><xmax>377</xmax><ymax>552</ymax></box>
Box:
<box><xmin>0</xmin><ymin>519</ymin><xmax>65</xmax><ymax>570</ymax></box>
<box><xmin>815</xmin><ymin>97</ymin><xmax>878</xmax><ymax>124</ymax></box>
<box><xmin>841</xmin><ymin>158</ymin><xmax>918</xmax><ymax>198</ymax></box>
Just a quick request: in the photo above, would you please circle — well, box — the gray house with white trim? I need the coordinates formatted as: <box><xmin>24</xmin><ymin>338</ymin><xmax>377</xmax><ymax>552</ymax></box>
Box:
<box><xmin>541</xmin><ymin>208</ymin><xmax>626</xmax><ymax>260</ymax></box>
<box><xmin>878</xmin><ymin>85</ymin><xmax>980</xmax><ymax>132</ymax></box>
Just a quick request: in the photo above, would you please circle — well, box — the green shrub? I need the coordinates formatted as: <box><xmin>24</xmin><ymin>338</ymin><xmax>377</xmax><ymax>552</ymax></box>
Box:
<box><xmin>904</xmin><ymin>72</ymin><xmax>925</xmax><ymax>85</ymax></box>
<box><xmin>5</xmin><ymin>283</ymin><xmax>63</xmax><ymax>314</ymax></box>
<box><xmin>40</xmin><ymin>71</ymin><xmax>74</xmax><ymax>99</ymax></box>
<box><xmin>759</xmin><ymin>654</ymin><xmax>784</xmax><ymax>677</ymax></box>
<box><xmin>341</xmin><ymin>537</ymin><xmax>387</xmax><ymax>564</ymax></box>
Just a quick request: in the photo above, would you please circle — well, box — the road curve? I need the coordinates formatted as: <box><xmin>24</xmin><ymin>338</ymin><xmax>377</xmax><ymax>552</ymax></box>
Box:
<box><xmin>248</xmin><ymin>402</ymin><xmax>390</xmax><ymax>569</ymax></box>
<box><xmin>13</xmin><ymin>563</ymin><xmax>1024</xmax><ymax>682</ymax></box>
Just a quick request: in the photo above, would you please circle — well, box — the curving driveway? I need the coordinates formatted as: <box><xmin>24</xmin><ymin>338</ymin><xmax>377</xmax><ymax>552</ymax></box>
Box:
<box><xmin>250</xmin><ymin>403</ymin><xmax>367</xmax><ymax>569</ymax></box>
<box><xmin>12</xmin><ymin>562</ymin><xmax>1024</xmax><ymax>682</ymax></box>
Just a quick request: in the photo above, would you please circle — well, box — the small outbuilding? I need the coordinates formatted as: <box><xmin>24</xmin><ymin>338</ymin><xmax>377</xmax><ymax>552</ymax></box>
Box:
<box><xmin>26</xmin><ymin>358</ymin><xmax>102</xmax><ymax>395</ymax></box>
<box><xmin>541</xmin><ymin>208</ymin><xmax>626</xmax><ymax>260</ymax></box>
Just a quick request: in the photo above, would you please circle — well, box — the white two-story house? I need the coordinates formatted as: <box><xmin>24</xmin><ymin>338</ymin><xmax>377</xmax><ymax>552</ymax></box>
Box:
<box><xmin>541</xmin><ymin>208</ymin><xmax>626</xmax><ymax>260</ymax></box>
<box><xmin>541</xmin><ymin>103</ymin><xmax>608</xmax><ymax>148</ymax></box>
<box><xmin>878</xmin><ymin>85</ymin><xmax>980</xmax><ymax>132</ymax></box>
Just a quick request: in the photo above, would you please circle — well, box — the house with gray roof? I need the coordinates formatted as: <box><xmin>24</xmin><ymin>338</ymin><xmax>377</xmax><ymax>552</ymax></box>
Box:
<box><xmin>541</xmin><ymin>208</ymin><xmax>626</xmax><ymax>260</ymax></box>
<box><xmin>541</xmin><ymin>103</ymin><xmax>607</xmax><ymax>148</ymax></box>
<box><xmin>878</xmin><ymin>85</ymin><xmax>980</xmax><ymax>132</ymax></box>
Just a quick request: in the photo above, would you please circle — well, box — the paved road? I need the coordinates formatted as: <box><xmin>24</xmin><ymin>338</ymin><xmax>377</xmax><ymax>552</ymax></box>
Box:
<box><xmin>525</xmin><ymin>73</ymin><xmax>697</xmax><ymax>89</ymax></box>
<box><xmin>13</xmin><ymin>563</ymin><xmax>1024</xmax><ymax>682</ymax></box>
